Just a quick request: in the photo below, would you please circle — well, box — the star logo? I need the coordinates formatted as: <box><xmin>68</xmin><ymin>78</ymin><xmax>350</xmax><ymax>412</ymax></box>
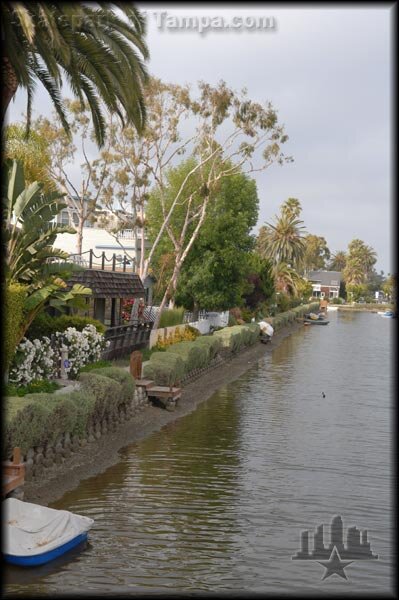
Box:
<box><xmin>317</xmin><ymin>546</ymin><xmax>353</xmax><ymax>580</ymax></box>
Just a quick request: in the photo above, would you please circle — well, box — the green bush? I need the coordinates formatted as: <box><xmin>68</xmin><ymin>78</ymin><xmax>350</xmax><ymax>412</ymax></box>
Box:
<box><xmin>193</xmin><ymin>335</ymin><xmax>222</xmax><ymax>360</ymax></box>
<box><xmin>166</xmin><ymin>341</ymin><xmax>208</xmax><ymax>373</ymax></box>
<box><xmin>78</xmin><ymin>372</ymin><xmax>123</xmax><ymax>420</ymax></box>
<box><xmin>143</xmin><ymin>352</ymin><xmax>185</xmax><ymax>386</ymax></box>
<box><xmin>4</xmin><ymin>284</ymin><xmax>27</xmax><ymax>374</ymax></box>
<box><xmin>5</xmin><ymin>379</ymin><xmax>61</xmax><ymax>397</ymax></box>
<box><xmin>65</xmin><ymin>391</ymin><xmax>97</xmax><ymax>436</ymax></box>
<box><xmin>3</xmin><ymin>397</ymin><xmax>53</xmax><ymax>457</ymax></box>
<box><xmin>26</xmin><ymin>313</ymin><xmax>106</xmax><ymax>340</ymax></box>
<box><xmin>78</xmin><ymin>360</ymin><xmax>112</xmax><ymax>374</ymax></box>
<box><xmin>214</xmin><ymin>328</ymin><xmax>244</xmax><ymax>353</ymax></box>
<box><xmin>159</xmin><ymin>307</ymin><xmax>185</xmax><ymax>328</ymax></box>
<box><xmin>89</xmin><ymin>367</ymin><xmax>135</xmax><ymax>405</ymax></box>
<box><xmin>25</xmin><ymin>393</ymin><xmax>78</xmax><ymax>444</ymax></box>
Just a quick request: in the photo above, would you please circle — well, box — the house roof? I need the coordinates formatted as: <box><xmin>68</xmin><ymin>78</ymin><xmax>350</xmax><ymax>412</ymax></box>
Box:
<box><xmin>67</xmin><ymin>268</ymin><xmax>145</xmax><ymax>298</ymax></box>
<box><xmin>308</xmin><ymin>270</ymin><xmax>342</xmax><ymax>287</ymax></box>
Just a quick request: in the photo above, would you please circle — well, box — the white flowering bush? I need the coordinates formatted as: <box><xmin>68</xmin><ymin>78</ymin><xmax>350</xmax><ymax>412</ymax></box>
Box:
<box><xmin>9</xmin><ymin>337</ymin><xmax>56</xmax><ymax>385</ymax></box>
<box><xmin>55</xmin><ymin>325</ymin><xmax>109</xmax><ymax>379</ymax></box>
<box><xmin>9</xmin><ymin>325</ymin><xmax>109</xmax><ymax>384</ymax></box>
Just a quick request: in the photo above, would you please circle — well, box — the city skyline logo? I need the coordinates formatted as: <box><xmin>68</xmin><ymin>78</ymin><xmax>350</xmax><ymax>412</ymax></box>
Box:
<box><xmin>292</xmin><ymin>515</ymin><xmax>378</xmax><ymax>580</ymax></box>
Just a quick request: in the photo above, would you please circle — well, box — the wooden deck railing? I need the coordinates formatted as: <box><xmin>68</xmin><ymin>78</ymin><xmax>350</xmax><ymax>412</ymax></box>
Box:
<box><xmin>102</xmin><ymin>320</ymin><xmax>153</xmax><ymax>360</ymax></box>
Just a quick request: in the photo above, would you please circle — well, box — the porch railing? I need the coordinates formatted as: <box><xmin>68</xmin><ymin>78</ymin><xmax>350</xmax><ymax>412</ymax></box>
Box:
<box><xmin>102</xmin><ymin>320</ymin><xmax>153</xmax><ymax>360</ymax></box>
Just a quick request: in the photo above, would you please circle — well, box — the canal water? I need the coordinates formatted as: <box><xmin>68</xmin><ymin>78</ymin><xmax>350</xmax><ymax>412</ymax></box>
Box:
<box><xmin>5</xmin><ymin>311</ymin><xmax>394</xmax><ymax>596</ymax></box>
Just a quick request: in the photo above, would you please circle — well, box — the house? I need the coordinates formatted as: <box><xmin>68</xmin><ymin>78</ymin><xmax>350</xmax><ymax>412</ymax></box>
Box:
<box><xmin>308</xmin><ymin>270</ymin><xmax>342</xmax><ymax>300</ymax></box>
<box><xmin>54</xmin><ymin>201</ymin><xmax>151</xmax><ymax>269</ymax></box>
<box><xmin>66</xmin><ymin>268</ymin><xmax>146</xmax><ymax>327</ymax></box>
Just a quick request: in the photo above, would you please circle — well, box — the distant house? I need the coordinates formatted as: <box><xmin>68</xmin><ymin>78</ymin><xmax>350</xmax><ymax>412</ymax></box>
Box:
<box><xmin>308</xmin><ymin>270</ymin><xmax>342</xmax><ymax>299</ymax></box>
<box><xmin>54</xmin><ymin>200</ymin><xmax>150</xmax><ymax>269</ymax></box>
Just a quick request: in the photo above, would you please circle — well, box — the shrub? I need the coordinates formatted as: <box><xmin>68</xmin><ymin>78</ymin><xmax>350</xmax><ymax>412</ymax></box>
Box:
<box><xmin>213</xmin><ymin>328</ymin><xmax>244</xmax><ymax>353</ymax></box>
<box><xmin>26</xmin><ymin>313</ymin><xmax>106</xmax><ymax>340</ymax></box>
<box><xmin>143</xmin><ymin>352</ymin><xmax>185</xmax><ymax>386</ymax></box>
<box><xmin>5</xmin><ymin>379</ymin><xmax>60</xmax><ymax>397</ymax></box>
<box><xmin>54</xmin><ymin>325</ymin><xmax>109</xmax><ymax>379</ymax></box>
<box><xmin>66</xmin><ymin>391</ymin><xmax>98</xmax><ymax>436</ymax></box>
<box><xmin>3</xmin><ymin>397</ymin><xmax>53</xmax><ymax>457</ymax></box>
<box><xmin>78</xmin><ymin>372</ymin><xmax>123</xmax><ymax>420</ymax></box>
<box><xmin>154</xmin><ymin>325</ymin><xmax>200</xmax><ymax>350</ymax></box>
<box><xmin>24</xmin><ymin>393</ymin><xmax>78</xmax><ymax>444</ymax></box>
<box><xmin>4</xmin><ymin>284</ymin><xmax>27</xmax><ymax>374</ymax></box>
<box><xmin>159</xmin><ymin>307</ymin><xmax>185</xmax><ymax>328</ymax></box>
<box><xmin>9</xmin><ymin>337</ymin><xmax>56</xmax><ymax>385</ymax></box>
<box><xmin>89</xmin><ymin>367</ymin><xmax>135</xmax><ymax>405</ymax></box>
<box><xmin>166</xmin><ymin>341</ymin><xmax>208</xmax><ymax>373</ymax></box>
<box><xmin>78</xmin><ymin>360</ymin><xmax>112</xmax><ymax>373</ymax></box>
<box><xmin>193</xmin><ymin>335</ymin><xmax>222</xmax><ymax>360</ymax></box>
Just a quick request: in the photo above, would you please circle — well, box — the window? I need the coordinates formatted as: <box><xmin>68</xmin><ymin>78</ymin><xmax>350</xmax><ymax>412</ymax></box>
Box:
<box><xmin>58</xmin><ymin>210</ymin><xmax>72</xmax><ymax>226</ymax></box>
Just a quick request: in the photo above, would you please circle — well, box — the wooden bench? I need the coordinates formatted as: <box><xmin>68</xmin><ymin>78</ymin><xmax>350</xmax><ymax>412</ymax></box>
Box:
<box><xmin>146</xmin><ymin>386</ymin><xmax>182</xmax><ymax>411</ymax></box>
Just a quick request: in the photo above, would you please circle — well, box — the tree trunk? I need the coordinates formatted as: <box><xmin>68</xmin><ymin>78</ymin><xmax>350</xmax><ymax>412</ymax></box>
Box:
<box><xmin>153</xmin><ymin>264</ymin><xmax>180</xmax><ymax>329</ymax></box>
<box><xmin>77</xmin><ymin>216</ymin><xmax>84</xmax><ymax>255</ymax></box>
<box><xmin>2</xmin><ymin>57</ymin><xmax>18</xmax><ymax>121</ymax></box>
<box><xmin>192</xmin><ymin>301</ymin><xmax>199</xmax><ymax>322</ymax></box>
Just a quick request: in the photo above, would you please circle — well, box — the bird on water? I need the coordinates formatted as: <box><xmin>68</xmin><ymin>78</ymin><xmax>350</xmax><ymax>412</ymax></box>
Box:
<box><xmin>322</xmin><ymin>392</ymin><xmax>326</xmax><ymax>398</ymax></box>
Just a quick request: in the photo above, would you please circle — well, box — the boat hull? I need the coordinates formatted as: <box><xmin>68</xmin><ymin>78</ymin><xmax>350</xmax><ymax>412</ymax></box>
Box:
<box><xmin>303</xmin><ymin>319</ymin><xmax>329</xmax><ymax>325</ymax></box>
<box><xmin>4</xmin><ymin>532</ymin><xmax>89</xmax><ymax>566</ymax></box>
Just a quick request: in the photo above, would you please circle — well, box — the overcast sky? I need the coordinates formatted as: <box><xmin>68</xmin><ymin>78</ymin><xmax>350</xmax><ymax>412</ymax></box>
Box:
<box><xmin>6</xmin><ymin>4</ymin><xmax>393</xmax><ymax>273</ymax></box>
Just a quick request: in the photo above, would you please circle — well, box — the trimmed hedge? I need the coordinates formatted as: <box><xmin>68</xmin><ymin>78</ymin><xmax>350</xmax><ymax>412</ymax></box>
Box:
<box><xmin>89</xmin><ymin>367</ymin><xmax>135</xmax><ymax>405</ymax></box>
<box><xmin>193</xmin><ymin>335</ymin><xmax>222</xmax><ymax>360</ymax></box>
<box><xmin>266</xmin><ymin>302</ymin><xmax>320</xmax><ymax>331</ymax></box>
<box><xmin>165</xmin><ymin>341</ymin><xmax>208</xmax><ymax>373</ymax></box>
<box><xmin>3</xmin><ymin>367</ymin><xmax>138</xmax><ymax>459</ymax></box>
<box><xmin>78</xmin><ymin>372</ymin><xmax>123</xmax><ymax>421</ymax></box>
<box><xmin>4</xmin><ymin>284</ymin><xmax>27</xmax><ymax>374</ymax></box>
<box><xmin>26</xmin><ymin>313</ymin><xmax>106</xmax><ymax>340</ymax></box>
<box><xmin>143</xmin><ymin>352</ymin><xmax>185</xmax><ymax>386</ymax></box>
<box><xmin>3</xmin><ymin>397</ymin><xmax>52</xmax><ymax>457</ymax></box>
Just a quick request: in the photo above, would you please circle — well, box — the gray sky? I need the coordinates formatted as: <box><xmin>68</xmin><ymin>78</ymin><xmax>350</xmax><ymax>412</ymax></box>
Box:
<box><xmin>6</xmin><ymin>5</ymin><xmax>393</xmax><ymax>273</ymax></box>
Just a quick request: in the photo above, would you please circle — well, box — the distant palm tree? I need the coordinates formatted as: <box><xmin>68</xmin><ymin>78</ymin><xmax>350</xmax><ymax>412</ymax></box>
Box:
<box><xmin>329</xmin><ymin>250</ymin><xmax>347</xmax><ymax>271</ymax></box>
<box><xmin>1</xmin><ymin>3</ymin><xmax>149</xmax><ymax>146</ymax></box>
<box><xmin>272</xmin><ymin>262</ymin><xmax>302</xmax><ymax>295</ymax></box>
<box><xmin>258</xmin><ymin>211</ymin><xmax>306</xmax><ymax>267</ymax></box>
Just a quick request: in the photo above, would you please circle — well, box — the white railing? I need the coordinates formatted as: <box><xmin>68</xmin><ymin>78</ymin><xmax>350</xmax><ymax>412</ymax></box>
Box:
<box><xmin>116</xmin><ymin>229</ymin><xmax>135</xmax><ymax>239</ymax></box>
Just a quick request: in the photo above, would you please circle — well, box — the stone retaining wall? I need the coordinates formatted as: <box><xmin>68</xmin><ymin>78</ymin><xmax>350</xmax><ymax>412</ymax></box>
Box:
<box><xmin>22</xmin><ymin>386</ymin><xmax>151</xmax><ymax>484</ymax></box>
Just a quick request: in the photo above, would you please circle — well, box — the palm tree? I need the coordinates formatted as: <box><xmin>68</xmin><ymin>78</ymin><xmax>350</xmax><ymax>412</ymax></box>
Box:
<box><xmin>272</xmin><ymin>262</ymin><xmax>302</xmax><ymax>295</ymax></box>
<box><xmin>1</xmin><ymin>3</ymin><xmax>149</xmax><ymax>146</ymax></box>
<box><xmin>258</xmin><ymin>211</ymin><xmax>306</xmax><ymax>267</ymax></box>
<box><xmin>329</xmin><ymin>250</ymin><xmax>347</xmax><ymax>271</ymax></box>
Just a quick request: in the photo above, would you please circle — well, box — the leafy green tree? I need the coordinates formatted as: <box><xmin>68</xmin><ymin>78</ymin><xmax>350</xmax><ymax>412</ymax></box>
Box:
<box><xmin>3</xmin><ymin>160</ymin><xmax>91</xmax><ymax>346</ymax></box>
<box><xmin>301</xmin><ymin>234</ymin><xmax>330</xmax><ymax>275</ymax></box>
<box><xmin>242</xmin><ymin>254</ymin><xmax>275</xmax><ymax>311</ymax></box>
<box><xmin>101</xmin><ymin>77</ymin><xmax>291</xmax><ymax>327</ymax></box>
<box><xmin>147</xmin><ymin>161</ymin><xmax>259</xmax><ymax>313</ymax></box>
<box><xmin>1</xmin><ymin>3</ymin><xmax>149</xmax><ymax>146</ymax></box>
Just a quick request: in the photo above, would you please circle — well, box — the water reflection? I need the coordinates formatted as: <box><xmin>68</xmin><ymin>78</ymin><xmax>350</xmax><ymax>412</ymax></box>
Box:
<box><xmin>4</xmin><ymin>311</ymin><xmax>393</xmax><ymax>595</ymax></box>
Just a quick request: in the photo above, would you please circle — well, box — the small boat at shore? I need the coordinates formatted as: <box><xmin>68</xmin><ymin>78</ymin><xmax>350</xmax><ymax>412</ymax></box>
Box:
<box><xmin>378</xmin><ymin>310</ymin><xmax>395</xmax><ymax>318</ymax></box>
<box><xmin>327</xmin><ymin>306</ymin><xmax>339</xmax><ymax>311</ymax></box>
<box><xmin>3</xmin><ymin>498</ymin><xmax>94</xmax><ymax>566</ymax></box>
<box><xmin>303</xmin><ymin>318</ymin><xmax>329</xmax><ymax>325</ymax></box>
